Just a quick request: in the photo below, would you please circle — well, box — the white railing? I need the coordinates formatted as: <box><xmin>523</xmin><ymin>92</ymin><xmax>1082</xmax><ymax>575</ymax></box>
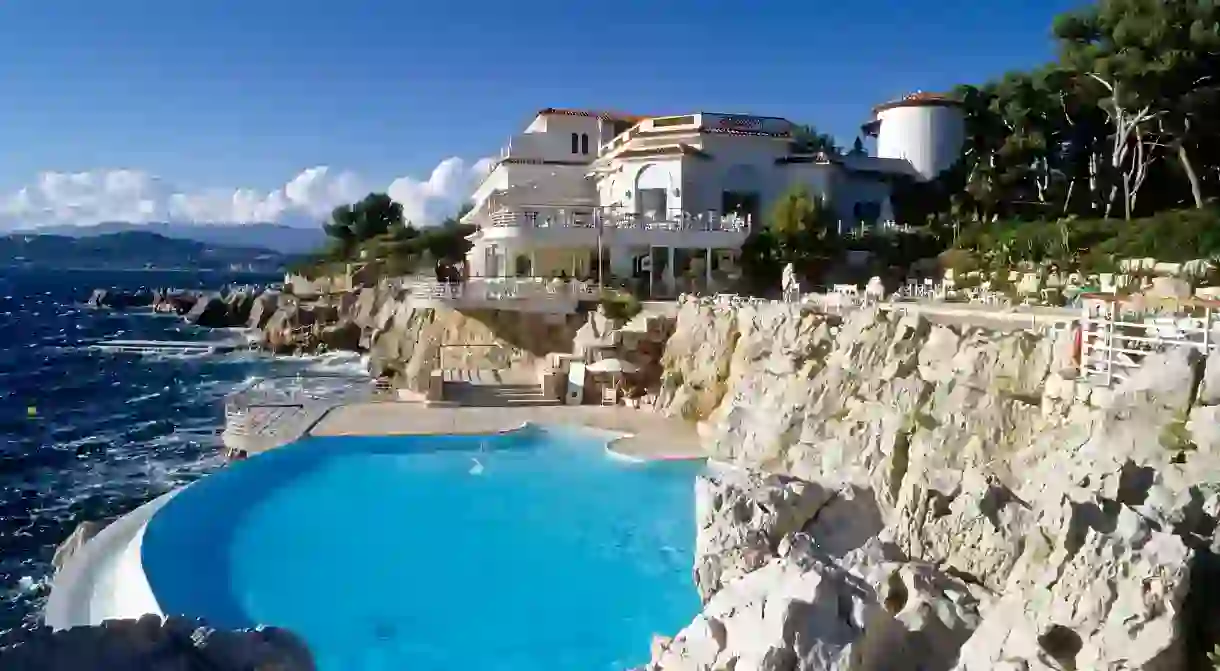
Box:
<box><xmin>486</xmin><ymin>207</ymin><xmax>750</xmax><ymax>233</ymax></box>
<box><xmin>397</xmin><ymin>277</ymin><xmax>600</xmax><ymax>303</ymax></box>
<box><xmin>1078</xmin><ymin>295</ymin><xmax>1219</xmax><ymax>386</ymax></box>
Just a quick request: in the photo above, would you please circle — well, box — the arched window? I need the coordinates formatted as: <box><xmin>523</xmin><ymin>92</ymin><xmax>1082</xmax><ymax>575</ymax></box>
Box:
<box><xmin>634</xmin><ymin>164</ymin><xmax>669</xmax><ymax>220</ymax></box>
<box><xmin>571</xmin><ymin>133</ymin><xmax>579</xmax><ymax>154</ymax></box>
<box><xmin>580</xmin><ymin>133</ymin><xmax>589</xmax><ymax>155</ymax></box>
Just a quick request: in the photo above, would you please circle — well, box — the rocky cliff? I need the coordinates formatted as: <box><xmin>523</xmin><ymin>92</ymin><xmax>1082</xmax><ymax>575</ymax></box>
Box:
<box><xmin>648</xmin><ymin>299</ymin><xmax>1220</xmax><ymax>670</ymax></box>
<box><xmin>254</xmin><ymin>282</ymin><xmax>588</xmax><ymax>389</ymax></box>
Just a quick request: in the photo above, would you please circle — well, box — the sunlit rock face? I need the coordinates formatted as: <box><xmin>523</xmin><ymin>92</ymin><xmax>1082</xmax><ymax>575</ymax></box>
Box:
<box><xmin>648</xmin><ymin>298</ymin><xmax>1220</xmax><ymax>670</ymax></box>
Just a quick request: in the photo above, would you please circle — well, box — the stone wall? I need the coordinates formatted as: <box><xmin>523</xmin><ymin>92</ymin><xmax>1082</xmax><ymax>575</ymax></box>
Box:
<box><xmin>647</xmin><ymin>298</ymin><xmax>1220</xmax><ymax>670</ymax></box>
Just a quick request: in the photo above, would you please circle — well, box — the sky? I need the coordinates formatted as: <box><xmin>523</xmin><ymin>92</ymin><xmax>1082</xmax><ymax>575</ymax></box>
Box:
<box><xmin>0</xmin><ymin>0</ymin><xmax>1085</xmax><ymax>229</ymax></box>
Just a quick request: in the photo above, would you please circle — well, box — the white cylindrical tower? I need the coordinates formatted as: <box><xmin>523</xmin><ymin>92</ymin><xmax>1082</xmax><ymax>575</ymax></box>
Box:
<box><xmin>871</xmin><ymin>93</ymin><xmax>965</xmax><ymax>182</ymax></box>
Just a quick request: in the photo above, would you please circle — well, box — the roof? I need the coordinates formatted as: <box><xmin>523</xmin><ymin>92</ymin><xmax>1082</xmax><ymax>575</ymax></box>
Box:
<box><xmin>872</xmin><ymin>92</ymin><xmax>963</xmax><ymax>116</ymax></box>
<box><xmin>537</xmin><ymin>108</ymin><xmax>648</xmax><ymax>123</ymax></box>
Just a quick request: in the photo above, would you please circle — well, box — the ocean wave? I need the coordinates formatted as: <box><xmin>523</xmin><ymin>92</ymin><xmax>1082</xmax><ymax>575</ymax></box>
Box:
<box><xmin>0</xmin><ymin>268</ymin><xmax>355</xmax><ymax>642</ymax></box>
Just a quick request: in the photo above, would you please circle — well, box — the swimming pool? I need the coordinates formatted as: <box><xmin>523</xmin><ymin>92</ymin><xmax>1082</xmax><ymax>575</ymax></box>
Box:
<box><xmin>140</xmin><ymin>424</ymin><xmax>703</xmax><ymax>670</ymax></box>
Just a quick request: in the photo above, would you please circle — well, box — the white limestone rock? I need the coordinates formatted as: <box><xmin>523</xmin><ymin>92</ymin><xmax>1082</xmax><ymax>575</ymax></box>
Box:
<box><xmin>951</xmin><ymin>504</ymin><xmax>1190</xmax><ymax>670</ymax></box>
<box><xmin>654</xmin><ymin>538</ymin><xmax>982</xmax><ymax>671</ymax></box>
<box><xmin>653</xmin><ymin>303</ymin><xmax>1220</xmax><ymax>669</ymax></box>
<box><xmin>693</xmin><ymin>468</ymin><xmax>837</xmax><ymax>602</ymax></box>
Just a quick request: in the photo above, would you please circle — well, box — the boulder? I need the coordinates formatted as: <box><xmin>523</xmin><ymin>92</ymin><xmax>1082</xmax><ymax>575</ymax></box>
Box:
<box><xmin>653</xmin><ymin>537</ymin><xmax>981</xmax><ymax>671</ymax></box>
<box><xmin>184</xmin><ymin>294</ymin><xmax>230</xmax><ymax>328</ymax></box>
<box><xmin>318</xmin><ymin>320</ymin><xmax>361</xmax><ymax>352</ymax></box>
<box><xmin>693</xmin><ymin>469</ymin><xmax>838</xmax><ymax>602</ymax></box>
<box><xmin>52</xmin><ymin>520</ymin><xmax>106</xmax><ymax>575</ymax></box>
<box><xmin>84</xmin><ymin>289</ymin><xmax>154</xmax><ymax>310</ymax></box>
<box><xmin>0</xmin><ymin>617</ymin><xmax>316</xmax><ymax>670</ymax></box>
<box><xmin>152</xmin><ymin>291</ymin><xmax>197</xmax><ymax>315</ymax></box>
<box><xmin>85</xmin><ymin>289</ymin><xmax>109</xmax><ymax>308</ymax></box>
<box><xmin>246</xmin><ymin>291</ymin><xmax>281</xmax><ymax>329</ymax></box>
<box><xmin>222</xmin><ymin>290</ymin><xmax>256</xmax><ymax>326</ymax></box>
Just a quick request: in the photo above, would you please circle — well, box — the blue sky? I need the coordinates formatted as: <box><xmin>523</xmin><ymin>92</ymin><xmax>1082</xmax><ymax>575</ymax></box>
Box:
<box><xmin>0</xmin><ymin>0</ymin><xmax>1084</xmax><ymax>227</ymax></box>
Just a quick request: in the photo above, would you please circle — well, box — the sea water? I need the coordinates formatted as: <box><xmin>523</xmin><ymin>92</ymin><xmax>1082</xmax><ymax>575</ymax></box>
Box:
<box><xmin>0</xmin><ymin>268</ymin><xmax>364</xmax><ymax>641</ymax></box>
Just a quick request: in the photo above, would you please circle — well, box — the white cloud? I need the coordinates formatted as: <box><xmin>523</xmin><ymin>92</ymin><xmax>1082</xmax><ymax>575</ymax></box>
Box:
<box><xmin>0</xmin><ymin>157</ymin><xmax>495</xmax><ymax>230</ymax></box>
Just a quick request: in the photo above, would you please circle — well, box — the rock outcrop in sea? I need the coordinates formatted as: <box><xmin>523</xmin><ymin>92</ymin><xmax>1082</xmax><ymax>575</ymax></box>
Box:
<box><xmin>83</xmin><ymin>287</ymin><xmax>265</xmax><ymax>322</ymax></box>
<box><xmin>643</xmin><ymin>299</ymin><xmax>1220</xmax><ymax>670</ymax></box>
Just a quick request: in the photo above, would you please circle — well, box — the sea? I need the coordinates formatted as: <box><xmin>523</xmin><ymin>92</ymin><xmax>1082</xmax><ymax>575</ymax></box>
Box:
<box><xmin>0</xmin><ymin>267</ymin><xmax>367</xmax><ymax>643</ymax></box>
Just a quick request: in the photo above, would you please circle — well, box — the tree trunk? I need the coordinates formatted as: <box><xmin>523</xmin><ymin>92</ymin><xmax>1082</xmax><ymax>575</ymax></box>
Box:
<box><xmin>1177</xmin><ymin>142</ymin><xmax>1205</xmax><ymax>209</ymax></box>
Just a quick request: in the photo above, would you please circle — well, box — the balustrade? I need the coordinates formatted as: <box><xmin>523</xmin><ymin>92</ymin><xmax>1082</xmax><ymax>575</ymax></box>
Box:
<box><xmin>397</xmin><ymin>277</ymin><xmax>599</xmax><ymax>303</ymax></box>
<box><xmin>486</xmin><ymin>207</ymin><xmax>750</xmax><ymax>233</ymax></box>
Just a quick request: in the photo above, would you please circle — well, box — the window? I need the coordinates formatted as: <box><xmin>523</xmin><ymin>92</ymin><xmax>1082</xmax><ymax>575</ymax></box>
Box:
<box><xmin>571</xmin><ymin>133</ymin><xmax>579</xmax><ymax>154</ymax></box>
<box><xmin>580</xmin><ymin>133</ymin><xmax>589</xmax><ymax>155</ymax></box>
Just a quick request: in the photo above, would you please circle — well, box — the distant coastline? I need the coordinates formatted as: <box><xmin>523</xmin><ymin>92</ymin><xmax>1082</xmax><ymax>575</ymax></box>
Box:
<box><xmin>1</xmin><ymin>230</ymin><xmax>300</xmax><ymax>274</ymax></box>
<box><xmin>2</xmin><ymin>263</ymin><xmax>286</xmax><ymax>273</ymax></box>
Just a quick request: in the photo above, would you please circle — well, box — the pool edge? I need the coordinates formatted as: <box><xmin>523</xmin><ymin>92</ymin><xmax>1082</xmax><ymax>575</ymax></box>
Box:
<box><xmin>44</xmin><ymin>490</ymin><xmax>180</xmax><ymax>630</ymax></box>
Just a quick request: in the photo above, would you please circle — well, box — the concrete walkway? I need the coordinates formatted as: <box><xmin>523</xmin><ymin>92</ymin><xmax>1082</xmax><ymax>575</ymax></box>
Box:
<box><xmin>310</xmin><ymin>403</ymin><xmax>704</xmax><ymax>460</ymax></box>
<box><xmin>876</xmin><ymin>301</ymin><xmax>1077</xmax><ymax>331</ymax></box>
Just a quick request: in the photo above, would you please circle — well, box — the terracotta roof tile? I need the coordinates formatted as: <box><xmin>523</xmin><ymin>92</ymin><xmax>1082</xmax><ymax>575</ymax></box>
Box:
<box><xmin>872</xmin><ymin>92</ymin><xmax>963</xmax><ymax>115</ymax></box>
<box><xmin>537</xmin><ymin>108</ymin><xmax>649</xmax><ymax>123</ymax></box>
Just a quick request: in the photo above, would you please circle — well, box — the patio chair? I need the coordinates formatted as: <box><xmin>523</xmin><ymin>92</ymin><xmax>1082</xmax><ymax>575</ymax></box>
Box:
<box><xmin>602</xmin><ymin>386</ymin><xmax>618</xmax><ymax>406</ymax></box>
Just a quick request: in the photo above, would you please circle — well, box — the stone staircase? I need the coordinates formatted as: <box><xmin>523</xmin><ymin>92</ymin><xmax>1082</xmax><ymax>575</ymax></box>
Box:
<box><xmin>439</xmin><ymin>368</ymin><xmax>557</xmax><ymax>407</ymax></box>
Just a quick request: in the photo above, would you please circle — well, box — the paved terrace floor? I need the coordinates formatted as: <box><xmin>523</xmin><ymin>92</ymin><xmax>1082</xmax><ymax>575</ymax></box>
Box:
<box><xmin>309</xmin><ymin>403</ymin><xmax>704</xmax><ymax>460</ymax></box>
<box><xmin>876</xmin><ymin>301</ymin><xmax>1077</xmax><ymax>331</ymax></box>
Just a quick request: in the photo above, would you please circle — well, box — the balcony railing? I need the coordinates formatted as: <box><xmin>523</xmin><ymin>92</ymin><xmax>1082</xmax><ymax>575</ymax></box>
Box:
<box><xmin>487</xmin><ymin>207</ymin><xmax>751</xmax><ymax>233</ymax></box>
<box><xmin>393</xmin><ymin>277</ymin><xmax>601</xmax><ymax>302</ymax></box>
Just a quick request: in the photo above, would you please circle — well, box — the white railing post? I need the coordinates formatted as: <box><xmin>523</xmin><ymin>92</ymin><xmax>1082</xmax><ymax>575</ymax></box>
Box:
<box><xmin>1079</xmin><ymin>301</ymin><xmax>1089</xmax><ymax>381</ymax></box>
<box><xmin>1204</xmin><ymin>305</ymin><xmax>1213</xmax><ymax>354</ymax></box>
<box><xmin>1104</xmin><ymin>300</ymin><xmax>1116</xmax><ymax>387</ymax></box>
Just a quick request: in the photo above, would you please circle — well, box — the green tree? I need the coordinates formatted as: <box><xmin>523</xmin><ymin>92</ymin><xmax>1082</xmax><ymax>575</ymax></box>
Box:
<box><xmin>768</xmin><ymin>185</ymin><xmax>839</xmax><ymax>268</ymax></box>
<box><xmin>323</xmin><ymin>193</ymin><xmax>405</xmax><ymax>247</ymax></box>
<box><xmin>790</xmin><ymin>124</ymin><xmax>841</xmax><ymax>155</ymax></box>
<box><xmin>1054</xmin><ymin>0</ymin><xmax>1220</xmax><ymax>216</ymax></box>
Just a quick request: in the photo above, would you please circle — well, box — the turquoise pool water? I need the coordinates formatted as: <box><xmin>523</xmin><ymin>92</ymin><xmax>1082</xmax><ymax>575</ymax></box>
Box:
<box><xmin>141</xmin><ymin>425</ymin><xmax>703</xmax><ymax>670</ymax></box>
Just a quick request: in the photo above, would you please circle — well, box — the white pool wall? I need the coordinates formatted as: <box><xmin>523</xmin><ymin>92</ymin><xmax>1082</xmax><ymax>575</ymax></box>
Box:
<box><xmin>43</xmin><ymin>491</ymin><xmax>178</xmax><ymax>629</ymax></box>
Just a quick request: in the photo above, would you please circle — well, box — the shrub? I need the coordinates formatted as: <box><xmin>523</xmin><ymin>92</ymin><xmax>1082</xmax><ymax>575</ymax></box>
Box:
<box><xmin>954</xmin><ymin>208</ymin><xmax>1220</xmax><ymax>270</ymax></box>
<box><xmin>598</xmin><ymin>290</ymin><xmax>642</xmax><ymax>321</ymax></box>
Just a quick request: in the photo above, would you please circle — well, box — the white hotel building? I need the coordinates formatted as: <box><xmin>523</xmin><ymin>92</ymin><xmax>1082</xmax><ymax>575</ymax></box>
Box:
<box><xmin>461</xmin><ymin>95</ymin><xmax>965</xmax><ymax>298</ymax></box>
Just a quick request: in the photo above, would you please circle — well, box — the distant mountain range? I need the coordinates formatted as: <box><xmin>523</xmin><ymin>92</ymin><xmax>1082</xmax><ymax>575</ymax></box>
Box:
<box><xmin>1</xmin><ymin>231</ymin><xmax>297</xmax><ymax>272</ymax></box>
<box><xmin>21</xmin><ymin>221</ymin><xmax>328</xmax><ymax>255</ymax></box>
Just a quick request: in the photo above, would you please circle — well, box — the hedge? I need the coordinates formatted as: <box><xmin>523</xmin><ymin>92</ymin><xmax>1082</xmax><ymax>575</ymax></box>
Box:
<box><xmin>950</xmin><ymin>208</ymin><xmax>1220</xmax><ymax>272</ymax></box>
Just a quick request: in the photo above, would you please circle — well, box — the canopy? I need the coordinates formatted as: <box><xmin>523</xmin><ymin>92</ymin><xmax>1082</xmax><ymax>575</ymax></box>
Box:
<box><xmin>586</xmin><ymin>358</ymin><xmax>640</xmax><ymax>374</ymax></box>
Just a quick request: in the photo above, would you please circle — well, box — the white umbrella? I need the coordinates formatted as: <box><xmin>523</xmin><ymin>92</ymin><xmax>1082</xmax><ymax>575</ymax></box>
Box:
<box><xmin>586</xmin><ymin>358</ymin><xmax>640</xmax><ymax>374</ymax></box>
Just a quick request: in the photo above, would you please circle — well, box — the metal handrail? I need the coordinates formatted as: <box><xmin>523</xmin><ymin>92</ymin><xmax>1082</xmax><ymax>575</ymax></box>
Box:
<box><xmin>1078</xmin><ymin>295</ymin><xmax>1217</xmax><ymax>386</ymax></box>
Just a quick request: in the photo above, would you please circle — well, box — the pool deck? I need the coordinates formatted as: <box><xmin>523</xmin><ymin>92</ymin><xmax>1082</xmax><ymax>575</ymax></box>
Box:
<box><xmin>310</xmin><ymin>403</ymin><xmax>705</xmax><ymax>461</ymax></box>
